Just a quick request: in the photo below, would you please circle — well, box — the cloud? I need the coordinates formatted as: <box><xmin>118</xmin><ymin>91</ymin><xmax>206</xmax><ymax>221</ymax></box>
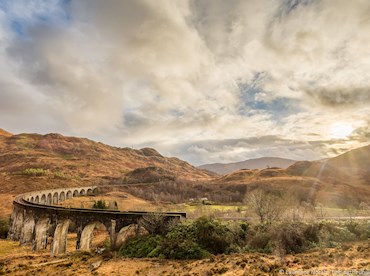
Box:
<box><xmin>0</xmin><ymin>0</ymin><xmax>369</xmax><ymax>165</ymax></box>
<box><xmin>304</xmin><ymin>87</ymin><xmax>370</xmax><ymax>108</ymax></box>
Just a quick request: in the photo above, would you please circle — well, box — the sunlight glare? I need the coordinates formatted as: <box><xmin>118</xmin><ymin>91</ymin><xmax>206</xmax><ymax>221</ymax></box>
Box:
<box><xmin>330</xmin><ymin>123</ymin><xmax>354</xmax><ymax>139</ymax></box>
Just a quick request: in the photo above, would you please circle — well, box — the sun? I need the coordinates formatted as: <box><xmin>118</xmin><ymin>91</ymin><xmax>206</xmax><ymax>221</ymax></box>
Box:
<box><xmin>330</xmin><ymin>123</ymin><xmax>354</xmax><ymax>139</ymax></box>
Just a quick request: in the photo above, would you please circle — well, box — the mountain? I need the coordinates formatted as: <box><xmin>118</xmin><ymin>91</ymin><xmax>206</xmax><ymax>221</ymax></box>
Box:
<box><xmin>198</xmin><ymin>157</ymin><xmax>297</xmax><ymax>175</ymax></box>
<box><xmin>0</xmin><ymin>130</ymin><xmax>213</xmax><ymax>196</ymax></box>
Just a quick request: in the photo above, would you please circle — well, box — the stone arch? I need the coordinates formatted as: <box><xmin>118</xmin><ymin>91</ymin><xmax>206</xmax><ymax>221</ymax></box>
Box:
<box><xmin>20</xmin><ymin>214</ymin><xmax>35</xmax><ymax>244</ymax></box>
<box><xmin>116</xmin><ymin>224</ymin><xmax>147</xmax><ymax>249</ymax></box>
<box><xmin>47</xmin><ymin>193</ymin><xmax>52</xmax><ymax>204</ymax></box>
<box><xmin>66</xmin><ymin>190</ymin><xmax>72</xmax><ymax>199</ymax></box>
<box><xmin>53</xmin><ymin>192</ymin><xmax>59</xmax><ymax>204</ymax></box>
<box><xmin>30</xmin><ymin>197</ymin><xmax>34</xmax><ymax>203</ymax></box>
<box><xmin>41</xmin><ymin>194</ymin><xmax>46</xmax><ymax>204</ymax></box>
<box><xmin>79</xmin><ymin>222</ymin><xmax>109</xmax><ymax>251</ymax></box>
<box><xmin>35</xmin><ymin>195</ymin><xmax>40</xmax><ymax>203</ymax></box>
<box><xmin>87</xmin><ymin>189</ymin><xmax>93</xmax><ymax>195</ymax></box>
<box><xmin>73</xmin><ymin>190</ymin><xmax>79</xmax><ymax>197</ymax></box>
<box><xmin>59</xmin><ymin>191</ymin><xmax>66</xmax><ymax>202</ymax></box>
<box><xmin>33</xmin><ymin>217</ymin><xmax>50</xmax><ymax>250</ymax></box>
<box><xmin>79</xmin><ymin>189</ymin><xmax>86</xmax><ymax>196</ymax></box>
<box><xmin>92</xmin><ymin>188</ymin><xmax>98</xmax><ymax>195</ymax></box>
<box><xmin>51</xmin><ymin>219</ymin><xmax>71</xmax><ymax>255</ymax></box>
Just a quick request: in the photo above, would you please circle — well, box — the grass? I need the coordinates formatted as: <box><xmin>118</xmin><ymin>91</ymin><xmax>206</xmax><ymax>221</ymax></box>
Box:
<box><xmin>315</xmin><ymin>207</ymin><xmax>369</xmax><ymax>217</ymax></box>
<box><xmin>181</xmin><ymin>204</ymin><xmax>242</xmax><ymax>212</ymax></box>
<box><xmin>0</xmin><ymin>240</ymin><xmax>29</xmax><ymax>255</ymax></box>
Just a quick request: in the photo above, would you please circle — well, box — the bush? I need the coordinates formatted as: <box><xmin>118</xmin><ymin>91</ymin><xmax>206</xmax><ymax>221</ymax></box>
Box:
<box><xmin>118</xmin><ymin>219</ymin><xmax>370</xmax><ymax>260</ymax></box>
<box><xmin>246</xmin><ymin>224</ymin><xmax>272</xmax><ymax>253</ymax></box>
<box><xmin>118</xmin><ymin>217</ymin><xmax>240</xmax><ymax>259</ymax></box>
<box><xmin>345</xmin><ymin>221</ymin><xmax>370</xmax><ymax>240</ymax></box>
<box><xmin>318</xmin><ymin>221</ymin><xmax>362</xmax><ymax>246</ymax></box>
<box><xmin>0</xmin><ymin>219</ymin><xmax>9</xmax><ymax>239</ymax></box>
<box><xmin>271</xmin><ymin>223</ymin><xmax>306</xmax><ymax>254</ymax></box>
<box><xmin>93</xmin><ymin>200</ymin><xmax>107</xmax><ymax>209</ymax></box>
<box><xmin>166</xmin><ymin>216</ymin><xmax>237</xmax><ymax>255</ymax></box>
<box><xmin>53</xmin><ymin>171</ymin><xmax>69</xmax><ymax>180</ymax></box>
<box><xmin>19</xmin><ymin>168</ymin><xmax>49</xmax><ymax>176</ymax></box>
<box><xmin>119</xmin><ymin>235</ymin><xmax>162</xmax><ymax>258</ymax></box>
<box><xmin>192</xmin><ymin>216</ymin><xmax>234</xmax><ymax>254</ymax></box>
<box><xmin>159</xmin><ymin>238</ymin><xmax>210</xmax><ymax>259</ymax></box>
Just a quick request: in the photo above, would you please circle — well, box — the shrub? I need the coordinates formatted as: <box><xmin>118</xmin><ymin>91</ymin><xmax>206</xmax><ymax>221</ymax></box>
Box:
<box><xmin>19</xmin><ymin>168</ymin><xmax>49</xmax><ymax>176</ymax></box>
<box><xmin>166</xmin><ymin>216</ymin><xmax>237</xmax><ymax>255</ymax></box>
<box><xmin>192</xmin><ymin>216</ymin><xmax>234</xmax><ymax>254</ymax></box>
<box><xmin>118</xmin><ymin>219</ymin><xmax>370</xmax><ymax>260</ymax></box>
<box><xmin>53</xmin><ymin>172</ymin><xmax>69</xmax><ymax>180</ymax></box>
<box><xmin>118</xmin><ymin>217</ymin><xmax>241</xmax><ymax>259</ymax></box>
<box><xmin>246</xmin><ymin>222</ymin><xmax>321</xmax><ymax>254</ymax></box>
<box><xmin>93</xmin><ymin>200</ymin><xmax>107</xmax><ymax>209</ymax></box>
<box><xmin>270</xmin><ymin>223</ymin><xmax>306</xmax><ymax>254</ymax></box>
<box><xmin>159</xmin><ymin>238</ymin><xmax>210</xmax><ymax>259</ymax></box>
<box><xmin>318</xmin><ymin>222</ymin><xmax>357</xmax><ymax>246</ymax></box>
<box><xmin>0</xmin><ymin>219</ymin><xmax>8</xmax><ymax>239</ymax></box>
<box><xmin>119</xmin><ymin>235</ymin><xmax>162</xmax><ymax>258</ymax></box>
<box><xmin>345</xmin><ymin>221</ymin><xmax>370</xmax><ymax>240</ymax></box>
<box><xmin>246</xmin><ymin>225</ymin><xmax>272</xmax><ymax>253</ymax></box>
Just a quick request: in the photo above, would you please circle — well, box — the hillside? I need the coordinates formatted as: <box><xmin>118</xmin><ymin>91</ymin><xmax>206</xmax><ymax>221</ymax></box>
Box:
<box><xmin>198</xmin><ymin>157</ymin><xmax>296</xmax><ymax>175</ymax></box>
<box><xmin>213</xmin><ymin>145</ymin><xmax>370</xmax><ymax>207</ymax></box>
<box><xmin>0</xmin><ymin>130</ymin><xmax>212</xmax><ymax>196</ymax></box>
<box><xmin>0</xmin><ymin>128</ymin><xmax>12</xmax><ymax>137</ymax></box>
<box><xmin>287</xmin><ymin>145</ymin><xmax>370</xmax><ymax>183</ymax></box>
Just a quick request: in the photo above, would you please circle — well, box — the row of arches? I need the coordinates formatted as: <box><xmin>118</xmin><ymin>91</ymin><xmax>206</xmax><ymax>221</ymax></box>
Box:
<box><xmin>28</xmin><ymin>217</ymin><xmax>137</xmax><ymax>254</ymax></box>
<box><xmin>27</xmin><ymin>188</ymin><xmax>97</xmax><ymax>205</ymax></box>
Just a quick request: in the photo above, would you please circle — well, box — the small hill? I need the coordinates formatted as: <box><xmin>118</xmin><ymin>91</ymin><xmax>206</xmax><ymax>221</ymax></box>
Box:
<box><xmin>286</xmin><ymin>145</ymin><xmax>370</xmax><ymax>184</ymax></box>
<box><xmin>327</xmin><ymin>144</ymin><xmax>370</xmax><ymax>180</ymax></box>
<box><xmin>216</xmin><ymin>169</ymin><xmax>257</xmax><ymax>183</ymax></box>
<box><xmin>198</xmin><ymin>157</ymin><xmax>296</xmax><ymax>175</ymax></box>
<box><xmin>0</xmin><ymin>128</ymin><xmax>12</xmax><ymax>137</ymax></box>
<box><xmin>123</xmin><ymin>166</ymin><xmax>176</xmax><ymax>183</ymax></box>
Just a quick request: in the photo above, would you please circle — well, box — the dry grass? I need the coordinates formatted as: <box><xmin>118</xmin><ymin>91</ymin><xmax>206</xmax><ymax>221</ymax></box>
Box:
<box><xmin>0</xmin><ymin>238</ymin><xmax>368</xmax><ymax>275</ymax></box>
<box><xmin>0</xmin><ymin>132</ymin><xmax>213</xmax><ymax>195</ymax></box>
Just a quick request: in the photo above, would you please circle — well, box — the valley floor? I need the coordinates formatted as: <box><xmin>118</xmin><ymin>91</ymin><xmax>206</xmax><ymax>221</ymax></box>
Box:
<box><xmin>0</xmin><ymin>239</ymin><xmax>369</xmax><ymax>276</ymax></box>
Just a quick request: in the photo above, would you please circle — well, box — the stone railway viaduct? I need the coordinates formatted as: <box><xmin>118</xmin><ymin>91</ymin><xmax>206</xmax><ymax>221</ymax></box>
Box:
<box><xmin>8</xmin><ymin>185</ymin><xmax>186</xmax><ymax>255</ymax></box>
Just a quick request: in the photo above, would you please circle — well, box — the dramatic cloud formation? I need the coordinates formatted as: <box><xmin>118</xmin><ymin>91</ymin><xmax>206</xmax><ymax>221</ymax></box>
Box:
<box><xmin>1</xmin><ymin>0</ymin><xmax>369</xmax><ymax>165</ymax></box>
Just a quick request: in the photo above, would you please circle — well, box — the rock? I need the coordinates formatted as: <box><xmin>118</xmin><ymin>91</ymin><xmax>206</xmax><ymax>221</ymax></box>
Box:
<box><xmin>90</xmin><ymin>260</ymin><xmax>102</xmax><ymax>270</ymax></box>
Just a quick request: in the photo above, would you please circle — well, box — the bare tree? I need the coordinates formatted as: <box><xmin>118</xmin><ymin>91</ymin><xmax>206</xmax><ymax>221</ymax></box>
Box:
<box><xmin>244</xmin><ymin>189</ymin><xmax>283</xmax><ymax>224</ymax></box>
<box><xmin>138</xmin><ymin>213</ymin><xmax>175</xmax><ymax>235</ymax></box>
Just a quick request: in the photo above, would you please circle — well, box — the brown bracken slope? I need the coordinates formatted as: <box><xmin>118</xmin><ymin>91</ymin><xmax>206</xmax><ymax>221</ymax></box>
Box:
<box><xmin>0</xmin><ymin>129</ymin><xmax>212</xmax><ymax>195</ymax></box>
<box><xmin>214</xmin><ymin>145</ymin><xmax>370</xmax><ymax>207</ymax></box>
<box><xmin>0</xmin><ymin>129</ymin><xmax>12</xmax><ymax>137</ymax></box>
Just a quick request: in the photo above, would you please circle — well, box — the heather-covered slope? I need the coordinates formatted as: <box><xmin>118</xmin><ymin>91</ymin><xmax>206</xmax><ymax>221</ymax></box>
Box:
<box><xmin>213</xmin><ymin>145</ymin><xmax>370</xmax><ymax>207</ymax></box>
<box><xmin>0</xmin><ymin>130</ymin><xmax>212</xmax><ymax>195</ymax></box>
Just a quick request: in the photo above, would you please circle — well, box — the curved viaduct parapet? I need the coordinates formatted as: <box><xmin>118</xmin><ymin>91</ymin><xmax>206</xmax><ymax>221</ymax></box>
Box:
<box><xmin>8</xmin><ymin>185</ymin><xmax>186</xmax><ymax>255</ymax></box>
<box><xmin>21</xmin><ymin>186</ymin><xmax>98</xmax><ymax>205</ymax></box>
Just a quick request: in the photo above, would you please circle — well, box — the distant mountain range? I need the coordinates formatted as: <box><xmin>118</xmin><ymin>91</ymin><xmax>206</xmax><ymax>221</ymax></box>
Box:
<box><xmin>198</xmin><ymin>157</ymin><xmax>297</xmax><ymax>175</ymax></box>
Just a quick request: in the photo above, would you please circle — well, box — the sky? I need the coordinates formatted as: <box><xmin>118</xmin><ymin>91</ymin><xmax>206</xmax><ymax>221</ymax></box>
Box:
<box><xmin>0</xmin><ymin>0</ymin><xmax>369</xmax><ymax>166</ymax></box>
